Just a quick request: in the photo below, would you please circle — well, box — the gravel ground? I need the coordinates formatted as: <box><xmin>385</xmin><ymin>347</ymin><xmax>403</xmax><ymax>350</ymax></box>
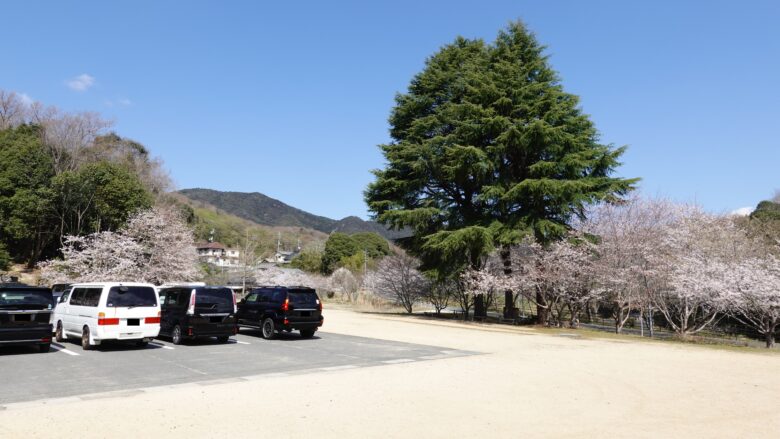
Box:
<box><xmin>1</xmin><ymin>308</ymin><xmax>778</xmax><ymax>438</ymax></box>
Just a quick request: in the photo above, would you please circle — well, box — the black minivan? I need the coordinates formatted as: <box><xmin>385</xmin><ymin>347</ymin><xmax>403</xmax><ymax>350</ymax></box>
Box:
<box><xmin>158</xmin><ymin>286</ymin><xmax>237</xmax><ymax>345</ymax></box>
<box><xmin>237</xmin><ymin>286</ymin><xmax>323</xmax><ymax>339</ymax></box>
<box><xmin>0</xmin><ymin>284</ymin><xmax>54</xmax><ymax>353</ymax></box>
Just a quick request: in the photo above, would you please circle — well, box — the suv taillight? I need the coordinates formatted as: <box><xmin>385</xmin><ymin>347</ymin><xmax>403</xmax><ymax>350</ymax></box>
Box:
<box><xmin>187</xmin><ymin>290</ymin><xmax>197</xmax><ymax>315</ymax></box>
<box><xmin>281</xmin><ymin>297</ymin><xmax>289</xmax><ymax>312</ymax></box>
<box><xmin>317</xmin><ymin>299</ymin><xmax>322</xmax><ymax>312</ymax></box>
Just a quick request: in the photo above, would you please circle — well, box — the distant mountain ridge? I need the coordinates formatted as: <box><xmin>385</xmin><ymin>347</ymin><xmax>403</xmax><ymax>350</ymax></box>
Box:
<box><xmin>178</xmin><ymin>188</ymin><xmax>408</xmax><ymax>240</ymax></box>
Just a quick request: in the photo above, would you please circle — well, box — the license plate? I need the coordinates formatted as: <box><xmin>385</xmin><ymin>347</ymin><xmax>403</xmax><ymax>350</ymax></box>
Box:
<box><xmin>13</xmin><ymin>314</ymin><xmax>32</xmax><ymax>322</ymax></box>
<box><xmin>301</xmin><ymin>311</ymin><xmax>311</xmax><ymax>317</ymax></box>
<box><xmin>119</xmin><ymin>333</ymin><xmax>141</xmax><ymax>339</ymax></box>
<box><xmin>210</xmin><ymin>317</ymin><xmax>223</xmax><ymax>323</ymax></box>
<box><xmin>127</xmin><ymin>319</ymin><xmax>140</xmax><ymax>326</ymax></box>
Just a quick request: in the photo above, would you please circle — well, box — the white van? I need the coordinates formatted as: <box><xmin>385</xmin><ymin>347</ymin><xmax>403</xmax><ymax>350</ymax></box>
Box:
<box><xmin>53</xmin><ymin>282</ymin><xmax>161</xmax><ymax>350</ymax></box>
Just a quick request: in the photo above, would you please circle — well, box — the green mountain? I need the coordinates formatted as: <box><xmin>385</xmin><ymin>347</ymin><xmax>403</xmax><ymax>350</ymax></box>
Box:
<box><xmin>178</xmin><ymin>188</ymin><xmax>408</xmax><ymax>240</ymax></box>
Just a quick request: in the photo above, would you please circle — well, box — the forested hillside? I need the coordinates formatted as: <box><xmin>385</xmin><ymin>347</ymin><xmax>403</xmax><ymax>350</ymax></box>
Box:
<box><xmin>179</xmin><ymin>188</ymin><xmax>409</xmax><ymax>240</ymax></box>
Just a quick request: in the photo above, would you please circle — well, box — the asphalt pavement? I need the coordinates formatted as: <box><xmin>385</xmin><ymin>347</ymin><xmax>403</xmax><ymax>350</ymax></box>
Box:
<box><xmin>0</xmin><ymin>328</ymin><xmax>473</xmax><ymax>406</ymax></box>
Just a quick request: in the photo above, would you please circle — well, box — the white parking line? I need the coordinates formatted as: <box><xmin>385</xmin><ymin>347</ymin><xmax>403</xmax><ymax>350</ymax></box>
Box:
<box><xmin>149</xmin><ymin>342</ymin><xmax>174</xmax><ymax>350</ymax></box>
<box><xmin>50</xmin><ymin>343</ymin><xmax>80</xmax><ymax>356</ymax></box>
<box><xmin>234</xmin><ymin>340</ymin><xmax>250</xmax><ymax>345</ymax></box>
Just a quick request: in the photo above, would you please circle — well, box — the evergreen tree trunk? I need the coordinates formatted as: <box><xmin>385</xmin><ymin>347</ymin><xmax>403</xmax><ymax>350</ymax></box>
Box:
<box><xmin>474</xmin><ymin>294</ymin><xmax>486</xmax><ymax>319</ymax></box>
<box><xmin>504</xmin><ymin>290</ymin><xmax>516</xmax><ymax>319</ymax></box>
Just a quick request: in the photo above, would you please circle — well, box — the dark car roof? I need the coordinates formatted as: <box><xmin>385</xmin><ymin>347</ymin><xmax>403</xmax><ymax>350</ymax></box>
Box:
<box><xmin>0</xmin><ymin>285</ymin><xmax>51</xmax><ymax>292</ymax></box>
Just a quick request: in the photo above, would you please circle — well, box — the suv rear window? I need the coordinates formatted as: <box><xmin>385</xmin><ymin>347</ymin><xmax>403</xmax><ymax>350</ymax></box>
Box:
<box><xmin>195</xmin><ymin>288</ymin><xmax>233</xmax><ymax>312</ymax></box>
<box><xmin>0</xmin><ymin>289</ymin><xmax>53</xmax><ymax>308</ymax></box>
<box><xmin>288</xmin><ymin>290</ymin><xmax>319</xmax><ymax>308</ymax></box>
<box><xmin>106</xmin><ymin>286</ymin><xmax>157</xmax><ymax>308</ymax></box>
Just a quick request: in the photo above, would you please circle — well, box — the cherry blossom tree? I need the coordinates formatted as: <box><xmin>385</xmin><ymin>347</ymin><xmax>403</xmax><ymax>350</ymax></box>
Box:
<box><xmin>582</xmin><ymin>197</ymin><xmax>677</xmax><ymax>333</ymax></box>
<box><xmin>730</xmin><ymin>256</ymin><xmax>780</xmax><ymax>348</ymax></box>
<box><xmin>373</xmin><ymin>253</ymin><xmax>428</xmax><ymax>313</ymax></box>
<box><xmin>254</xmin><ymin>265</ymin><xmax>322</xmax><ymax>289</ymax></box>
<box><xmin>330</xmin><ymin>267</ymin><xmax>359</xmax><ymax>302</ymax></box>
<box><xmin>39</xmin><ymin>232</ymin><xmax>143</xmax><ymax>284</ymax></box>
<box><xmin>426</xmin><ymin>278</ymin><xmax>453</xmax><ymax>315</ymax></box>
<box><xmin>39</xmin><ymin>205</ymin><xmax>200</xmax><ymax>285</ymax></box>
<box><xmin>122</xmin><ymin>205</ymin><xmax>200</xmax><ymax>285</ymax></box>
<box><xmin>655</xmin><ymin>210</ymin><xmax>749</xmax><ymax>337</ymax></box>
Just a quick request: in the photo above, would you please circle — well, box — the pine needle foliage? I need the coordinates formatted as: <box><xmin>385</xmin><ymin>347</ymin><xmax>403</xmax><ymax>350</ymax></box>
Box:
<box><xmin>366</xmin><ymin>21</ymin><xmax>638</xmax><ymax>277</ymax></box>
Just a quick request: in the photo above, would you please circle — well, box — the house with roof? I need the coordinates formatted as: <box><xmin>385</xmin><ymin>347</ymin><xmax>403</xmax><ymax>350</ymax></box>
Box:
<box><xmin>195</xmin><ymin>242</ymin><xmax>241</xmax><ymax>267</ymax></box>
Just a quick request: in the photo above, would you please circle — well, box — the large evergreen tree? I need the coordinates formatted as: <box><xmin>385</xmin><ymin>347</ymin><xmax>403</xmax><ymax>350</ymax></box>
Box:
<box><xmin>366</xmin><ymin>22</ymin><xmax>637</xmax><ymax>318</ymax></box>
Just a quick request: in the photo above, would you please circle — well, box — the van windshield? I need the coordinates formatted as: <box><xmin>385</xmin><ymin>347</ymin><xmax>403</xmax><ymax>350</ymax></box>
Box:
<box><xmin>106</xmin><ymin>286</ymin><xmax>157</xmax><ymax>308</ymax></box>
<box><xmin>0</xmin><ymin>289</ymin><xmax>53</xmax><ymax>309</ymax></box>
<box><xmin>195</xmin><ymin>288</ymin><xmax>233</xmax><ymax>313</ymax></box>
<box><xmin>288</xmin><ymin>290</ymin><xmax>319</xmax><ymax>308</ymax></box>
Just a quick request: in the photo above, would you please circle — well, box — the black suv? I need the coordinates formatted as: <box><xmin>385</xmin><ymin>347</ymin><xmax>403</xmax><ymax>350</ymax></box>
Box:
<box><xmin>158</xmin><ymin>286</ymin><xmax>237</xmax><ymax>344</ymax></box>
<box><xmin>0</xmin><ymin>284</ymin><xmax>54</xmax><ymax>353</ymax></box>
<box><xmin>237</xmin><ymin>286</ymin><xmax>323</xmax><ymax>339</ymax></box>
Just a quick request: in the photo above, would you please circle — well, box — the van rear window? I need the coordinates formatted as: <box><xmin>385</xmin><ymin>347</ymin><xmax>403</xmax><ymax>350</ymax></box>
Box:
<box><xmin>106</xmin><ymin>286</ymin><xmax>157</xmax><ymax>308</ymax></box>
<box><xmin>0</xmin><ymin>289</ymin><xmax>53</xmax><ymax>308</ymax></box>
<box><xmin>195</xmin><ymin>288</ymin><xmax>233</xmax><ymax>312</ymax></box>
<box><xmin>288</xmin><ymin>290</ymin><xmax>318</xmax><ymax>308</ymax></box>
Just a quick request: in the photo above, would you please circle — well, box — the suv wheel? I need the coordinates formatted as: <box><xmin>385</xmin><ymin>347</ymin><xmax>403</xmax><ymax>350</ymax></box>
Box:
<box><xmin>261</xmin><ymin>318</ymin><xmax>276</xmax><ymax>340</ymax></box>
<box><xmin>172</xmin><ymin>325</ymin><xmax>183</xmax><ymax>345</ymax></box>
<box><xmin>81</xmin><ymin>326</ymin><xmax>92</xmax><ymax>350</ymax></box>
<box><xmin>55</xmin><ymin>321</ymin><xmax>65</xmax><ymax>342</ymax></box>
<box><xmin>300</xmin><ymin>329</ymin><xmax>315</xmax><ymax>339</ymax></box>
<box><xmin>216</xmin><ymin>336</ymin><xmax>229</xmax><ymax>343</ymax></box>
<box><xmin>39</xmin><ymin>343</ymin><xmax>51</xmax><ymax>353</ymax></box>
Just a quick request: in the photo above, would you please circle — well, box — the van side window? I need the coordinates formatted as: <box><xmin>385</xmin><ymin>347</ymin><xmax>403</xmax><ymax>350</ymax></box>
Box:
<box><xmin>69</xmin><ymin>288</ymin><xmax>86</xmax><ymax>306</ymax></box>
<box><xmin>259</xmin><ymin>289</ymin><xmax>275</xmax><ymax>302</ymax></box>
<box><xmin>245</xmin><ymin>292</ymin><xmax>259</xmax><ymax>303</ymax></box>
<box><xmin>272</xmin><ymin>291</ymin><xmax>285</xmax><ymax>302</ymax></box>
<box><xmin>82</xmin><ymin>288</ymin><xmax>102</xmax><ymax>307</ymax></box>
<box><xmin>167</xmin><ymin>290</ymin><xmax>181</xmax><ymax>306</ymax></box>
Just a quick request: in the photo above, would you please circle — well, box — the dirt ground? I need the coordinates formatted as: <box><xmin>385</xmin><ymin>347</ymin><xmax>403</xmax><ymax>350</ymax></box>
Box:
<box><xmin>2</xmin><ymin>308</ymin><xmax>779</xmax><ymax>438</ymax></box>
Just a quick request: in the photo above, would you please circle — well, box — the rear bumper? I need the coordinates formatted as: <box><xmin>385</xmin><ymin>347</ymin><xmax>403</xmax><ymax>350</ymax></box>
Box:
<box><xmin>0</xmin><ymin>326</ymin><xmax>53</xmax><ymax>345</ymax></box>
<box><xmin>186</xmin><ymin>325</ymin><xmax>236</xmax><ymax>338</ymax></box>
<box><xmin>185</xmin><ymin>315</ymin><xmax>237</xmax><ymax>338</ymax></box>
<box><xmin>278</xmin><ymin>319</ymin><xmax>323</xmax><ymax>331</ymax></box>
<box><xmin>94</xmin><ymin>325</ymin><xmax>160</xmax><ymax>341</ymax></box>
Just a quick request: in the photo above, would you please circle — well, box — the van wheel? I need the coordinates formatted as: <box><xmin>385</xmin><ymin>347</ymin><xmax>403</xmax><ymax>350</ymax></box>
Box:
<box><xmin>172</xmin><ymin>325</ymin><xmax>183</xmax><ymax>345</ymax></box>
<box><xmin>81</xmin><ymin>326</ymin><xmax>92</xmax><ymax>350</ymax></box>
<box><xmin>300</xmin><ymin>329</ymin><xmax>315</xmax><ymax>339</ymax></box>
<box><xmin>55</xmin><ymin>321</ymin><xmax>65</xmax><ymax>342</ymax></box>
<box><xmin>261</xmin><ymin>318</ymin><xmax>276</xmax><ymax>340</ymax></box>
<box><xmin>39</xmin><ymin>343</ymin><xmax>51</xmax><ymax>353</ymax></box>
<box><xmin>217</xmin><ymin>336</ymin><xmax>229</xmax><ymax>343</ymax></box>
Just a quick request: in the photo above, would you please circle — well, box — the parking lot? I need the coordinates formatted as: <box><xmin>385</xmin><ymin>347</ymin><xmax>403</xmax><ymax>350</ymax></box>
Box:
<box><xmin>0</xmin><ymin>327</ymin><xmax>474</xmax><ymax>406</ymax></box>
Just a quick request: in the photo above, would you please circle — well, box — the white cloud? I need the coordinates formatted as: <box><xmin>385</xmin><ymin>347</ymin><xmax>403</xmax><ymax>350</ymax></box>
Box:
<box><xmin>65</xmin><ymin>73</ymin><xmax>95</xmax><ymax>91</ymax></box>
<box><xmin>730</xmin><ymin>207</ymin><xmax>754</xmax><ymax>216</ymax></box>
<box><xmin>18</xmin><ymin>93</ymin><xmax>33</xmax><ymax>106</ymax></box>
<box><xmin>117</xmin><ymin>98</ymin><xmax>132</xmax><ymax>106</ymax></box>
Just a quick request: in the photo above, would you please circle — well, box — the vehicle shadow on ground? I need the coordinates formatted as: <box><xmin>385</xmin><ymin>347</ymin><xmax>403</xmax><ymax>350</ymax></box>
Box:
<box><xmin>0</xmin><ymin>346</ymin><xmax>49</xmax><ymax>356</ymax></box>
<box><xmin>237</xmin><ymin>328</ymin><xmax>321</xmax><ymax>342</ymax></box>
<box><xmin>57</xmin><ymin>339</ymin><xmax>165</xmax><ymax>352</ymax></box>
<box><xmin>154</xmin><ymin>336</ymin><xmax>237</xmax><ymax>348</ymax></box>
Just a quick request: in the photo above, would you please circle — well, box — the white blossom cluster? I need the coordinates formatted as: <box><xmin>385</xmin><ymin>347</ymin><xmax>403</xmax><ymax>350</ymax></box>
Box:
<box><xmin>40</xmin><ymin>205</ymin><xmax>199</xmax><ymax>285</ymax></box>
<box><xmin>460</xmin><ymin>197</ymin><xmax>780</xmax><ymax>347</ymax></box>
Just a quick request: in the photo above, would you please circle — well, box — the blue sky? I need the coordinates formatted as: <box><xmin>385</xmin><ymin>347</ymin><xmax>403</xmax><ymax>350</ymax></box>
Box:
<box><xmin>3</xmin><ymin>1</ymin><xmax>779</xmax><ymax>219</ymax></box>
